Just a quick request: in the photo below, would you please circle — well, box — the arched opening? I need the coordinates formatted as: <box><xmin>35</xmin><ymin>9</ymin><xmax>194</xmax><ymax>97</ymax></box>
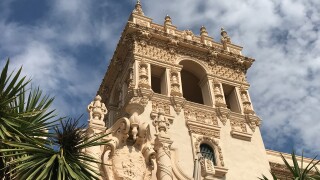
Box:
<box><xmin>179</xmin><ymin>60</ymin><xmax>210</xmax><ymax>105</ymax></box>
<box><xmin>200</xmin><ymin>144</ymin><xmax>216</xmax><ymax>166</ymax></box>
<box><xmin>181</xmin><ymin>70</ymin><xmax>203</xmax><ymax>104</ymax></box>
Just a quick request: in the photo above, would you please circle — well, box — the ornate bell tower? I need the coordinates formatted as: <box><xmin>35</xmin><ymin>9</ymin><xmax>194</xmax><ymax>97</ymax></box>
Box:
<box><xmin>87</xmin><ymin>1</ymin><xmax>273</xmax><ymax>179</ymax></box>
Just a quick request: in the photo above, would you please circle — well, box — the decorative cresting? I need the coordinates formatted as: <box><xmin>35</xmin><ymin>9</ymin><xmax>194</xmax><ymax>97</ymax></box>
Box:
<box><xmin>152</xmin><ymin>109</ymin><xmax>174</xmax><ymax>180</ymax></box>
<box><xmin>212</xmin><ymin>79</ymin><xmax>230</xmax><ymax>125</ymax></box>
<box><xmin>193</xmin><ymin>136</ymin><xmax>228</xmax><ymax>178</ymax></box>
<box><xmin>240</xmin><ymin>87</ymin><xmax>262</xmax><ymax>132</ymax></box>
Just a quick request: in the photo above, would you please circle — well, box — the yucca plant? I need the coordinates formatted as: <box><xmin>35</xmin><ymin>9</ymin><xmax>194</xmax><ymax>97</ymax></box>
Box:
<box><xmin>0</xmin><ymin>59</ymin><xmax>56</xmax><ymax>178</ymax></box>
<box><xmin>259</xmin><ymin>151</ymin><xmax>320</xmax><ymax>180</ymax></box>
<box><xmin>1</xmin><ymin>118</ymin><xmax>108</xmax><ymax>180</ymax></box>
<box><xmin>0</xmin><ymin>59</ymin><xmax>109</xmax><ymax>179</ymax></box>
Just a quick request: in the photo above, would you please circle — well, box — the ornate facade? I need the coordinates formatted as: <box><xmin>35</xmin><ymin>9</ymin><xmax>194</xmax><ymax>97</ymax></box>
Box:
<box><xmin>85</xmin><ymin>1</ymin><xmax>319</xmax><ymax>180</ymax></box>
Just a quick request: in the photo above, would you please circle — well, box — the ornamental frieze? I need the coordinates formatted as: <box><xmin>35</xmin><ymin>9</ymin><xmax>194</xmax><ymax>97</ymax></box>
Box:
<box><xmin>135</xmin><ymin>42</ymin><xmax>176</xmax><ymax>64</ymax></box>
<box><xmin>187</xmin><ymin>123</ymin><xmax>220</xmax><ymax>138</ymax></box>
<box><xmin>209</xmin><ymin>64</ymin><xmax>246</xmax><ymax>82</ymax></box>
<box><xmin>151</xmin><ymin>98</ymin><xmax>170</xmax><ymax>116</ymax></box>
<box><xmin>184</xmin><ymin>105</ymin><xmax>218</xmax><ymax>126</ymax></box>
<box><xmin>230</xmin><ymin>117</ymin><xmax>247</xmax><ymax>133</ymax></box>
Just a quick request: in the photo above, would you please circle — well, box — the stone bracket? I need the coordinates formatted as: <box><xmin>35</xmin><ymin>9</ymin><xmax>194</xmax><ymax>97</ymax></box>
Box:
<box><xmin>170</xmin><ymin>96</ymin><xmax>186</xmax><ymax>114</ymax></box>
<box><xmin>245</xmin><ymin>114</ymin><xmax>262</xmax><ymax>132</ymax></box>
<box><xmin>214</xmin><ymin>166</ymin><xmax>228</xmax><ymax>178</ymax></box>
<box><xmin>216</xmin><ymin>107</ymin><xmax>230</xmax><ymax>125</ymax></box>
<box><xmin>230</xmin><ymin>130</ymin><xmax>252</xmax><ymax>141</ymax></box>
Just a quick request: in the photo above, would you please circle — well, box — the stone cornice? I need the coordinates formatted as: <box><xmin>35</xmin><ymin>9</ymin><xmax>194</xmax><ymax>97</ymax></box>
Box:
<box><xmin>98</xmin><ymin>17</ymin><xmax>255</xmax><ymax>101</ymax></box>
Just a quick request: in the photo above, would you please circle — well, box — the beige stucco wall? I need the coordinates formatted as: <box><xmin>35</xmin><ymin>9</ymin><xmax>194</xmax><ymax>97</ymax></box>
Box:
<box><xmin>220</xmin><ymin>122</ymin><xmax>272</xmax><ymax>179</ymax></box>
<box><xmin>137</xmin><ymin>100</ymin><xmax>272</xmax><ymax>180</ymax></box>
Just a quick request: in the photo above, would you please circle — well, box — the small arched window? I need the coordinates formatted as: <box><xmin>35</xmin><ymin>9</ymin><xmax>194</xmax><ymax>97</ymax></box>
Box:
<box><xmin>200</xmin><ymin>144</ymin><xmax>216</xmax><ymax>166</ymax></box>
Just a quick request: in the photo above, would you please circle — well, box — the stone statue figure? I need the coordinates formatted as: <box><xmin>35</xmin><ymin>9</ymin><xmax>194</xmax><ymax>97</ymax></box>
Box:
<box><xmin>87</xmin><ymin>95</ymin><xmax>108</xmax><ymax>122</ymax></box>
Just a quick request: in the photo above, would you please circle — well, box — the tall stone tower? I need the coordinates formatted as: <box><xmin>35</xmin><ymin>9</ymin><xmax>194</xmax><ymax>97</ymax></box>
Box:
<box><xmin>87</xmin><ymin>1</ymin><xmax>273</xmax><ymax>179</ymax></box>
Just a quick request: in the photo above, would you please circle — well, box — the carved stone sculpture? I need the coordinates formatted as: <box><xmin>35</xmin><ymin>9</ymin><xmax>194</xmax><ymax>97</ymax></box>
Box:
<box><xmin>220</xmin><ymin>28</ymin><xmax>231</xmax><ymax>46</ymax></box>
<box><xmin>88</xmin><ymin>95</ymin><xmax>108</xmax><ymax>125</ymax></box>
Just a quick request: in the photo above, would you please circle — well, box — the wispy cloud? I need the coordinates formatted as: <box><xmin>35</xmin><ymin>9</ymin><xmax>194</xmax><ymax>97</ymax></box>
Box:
<box><xmin>0</xmin><ymin>0</ymin><xmax>319</xmax><ymax>156</ymax></box>
<box><xmin>142</xmin><ymin>0</ymin><xmax>320</xmax><ymax>155</ymax></box>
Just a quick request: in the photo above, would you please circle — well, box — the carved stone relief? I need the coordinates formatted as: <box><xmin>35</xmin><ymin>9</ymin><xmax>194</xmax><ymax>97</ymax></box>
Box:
<box><xmin>170</xmin><ymin>96</ymin><xmax>186</xmax><ymax>114</ymax></box>
<box><xmin>113</xmin><ymin>146</ymin><xmax>147</xmax><ymax>180</ymax></box>
<box><xmin>170</xmin><ymin>69</ymin><xmax>182</xmax><ymax>97</ymax></box>
<box><xmin>152</xmin><ymin>108</ymin><xmax>174</xmax><ymax>180</ymax></box>
<box><xmin>152</xmin><ymin>99</ymin><xmax>170</xmax><ymax>115</ymax></box>
<box><xmin>230</xmin><ymin>118</ymin><xmax>247</xmax><ymax>133</ymax></box>
<box><xmin>187</xmin><ymin>123</ymin><xmax>220</xmax><ymax>138</ymax></box>
<box><xmin>182</xmin><ymin>30</ymin><xmax>194</xmax><ymax>41</ymax></box>
<box><xmin>102</xmin><ymin>117</ymin><xmax>156</xmax><ymax>180</ymax></box>
<box><xmin>184</xmin><ymin>107</ymin><xmax>218</xmax><ymax>126</ymax></box>
<box><xmin>135</xmin><ymin>43</ymin><xmax>176</xmax><ymax>64</ymax></box>
<box><xmin>138</xmin><ymin>61</ymin><xmax>151</xmax><ymax>89</ymax></box>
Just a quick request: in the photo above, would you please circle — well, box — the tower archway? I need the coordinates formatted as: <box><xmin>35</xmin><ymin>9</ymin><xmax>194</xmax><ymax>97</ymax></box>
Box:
<box><xmin>179</xmin><ymin>60</ymin><xmax>211</xmax><ymax>105</ymax></box>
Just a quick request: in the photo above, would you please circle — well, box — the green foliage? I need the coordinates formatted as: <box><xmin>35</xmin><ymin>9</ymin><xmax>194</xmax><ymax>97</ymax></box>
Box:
<box><xmin>259</xmin><ymin>151</ymin><xmax>320</xmax><ymax>180</ymax></box>
<box><xmin>0</xmin><ymin>59</ymin><xmax>108</xmax><ymax>179</ymax></box>
<box><xmin>1</xmin><ymin>119</ymin><xmax>108</xmax><ymax>180</ymax></box>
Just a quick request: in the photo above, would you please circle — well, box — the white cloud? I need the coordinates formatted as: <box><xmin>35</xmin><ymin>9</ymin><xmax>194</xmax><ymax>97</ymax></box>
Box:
<box><xmin>0</xmin><ymin>0</ymin><xmax>319</xmax><ymax>156</ymax></box>
<box><xmin>142</xmin><ymin>0</ymin><xmax>320</xmax><ymax>155</ymax></box>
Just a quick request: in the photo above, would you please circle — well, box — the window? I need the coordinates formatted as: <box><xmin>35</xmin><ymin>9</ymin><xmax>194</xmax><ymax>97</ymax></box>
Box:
<box><xmin>222</xmin><ymin>84</ymin><xmax>241</xmax><ymax>113</ymax></box>
<box><xmin>200</xmin><ymin>144</ymin><xmax>216</xmax><ymax>166</ymax></box>
<box><xmin>181</xmin><ymin>69</ymin><xmax>204</xmax><ymax>104</ymax></box>
<box><xmin>179</xmin><ymin>60</ymin><xmax>212</xmax><ymax>105</ymax></box>
<box><xmin>151</xmin><ymin>65</ymin><xmax>167</xmax><ymax>95</ymax></box>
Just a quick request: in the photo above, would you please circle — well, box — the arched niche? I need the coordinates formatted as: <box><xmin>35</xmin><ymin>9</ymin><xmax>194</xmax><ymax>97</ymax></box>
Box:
<box><xmin>179</xmin><ymin>60</ymin><xmax>211</xmax><ymax>106</ymax></box>
<box><xmin>200</xmin><ymin>143</ymin><xmax>217</xmax><ymax>166</ymax></box>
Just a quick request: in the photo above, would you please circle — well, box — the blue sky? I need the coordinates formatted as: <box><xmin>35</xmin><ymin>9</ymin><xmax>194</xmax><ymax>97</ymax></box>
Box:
<box><xmin>0</xmin><ymin>0</ymin><xmax>319</xmax><ymax>157</ymax></box>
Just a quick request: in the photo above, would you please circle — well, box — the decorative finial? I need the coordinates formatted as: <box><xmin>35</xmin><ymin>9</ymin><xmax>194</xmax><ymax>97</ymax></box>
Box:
<box><xmin>164</xmin><ymin>14</ymin><xmax>172</xmax><ymax>25</ymax></box>
<box><xmin>133</xmin><ymin>0</ymin><xmax>144</xmax><ymax>15</ymax></box>
<box><xmin>87</xmin><ymin>95</ymin><xmax>107</xmax><ymax>126</ymax></box>
<box><xmin>200</xmin><ymin>25</ymin><xmax>208</xmax><ymax>36</ymax></box>
<box><xmin>220</xmin><ymin>27</ymin><xmax>231</xmax><ymax>45</ymax></box>
<box><xmin>221</xmin><ymin>27</ymin><xmax>227</xmax><ymax>36</ymax></box>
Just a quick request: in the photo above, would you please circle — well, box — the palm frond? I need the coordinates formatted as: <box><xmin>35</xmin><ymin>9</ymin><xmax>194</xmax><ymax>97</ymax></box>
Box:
<box><xmin>1</xmin><ymin>118</ymin><xmax>108</xmax><ymax>180</ymax></box>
